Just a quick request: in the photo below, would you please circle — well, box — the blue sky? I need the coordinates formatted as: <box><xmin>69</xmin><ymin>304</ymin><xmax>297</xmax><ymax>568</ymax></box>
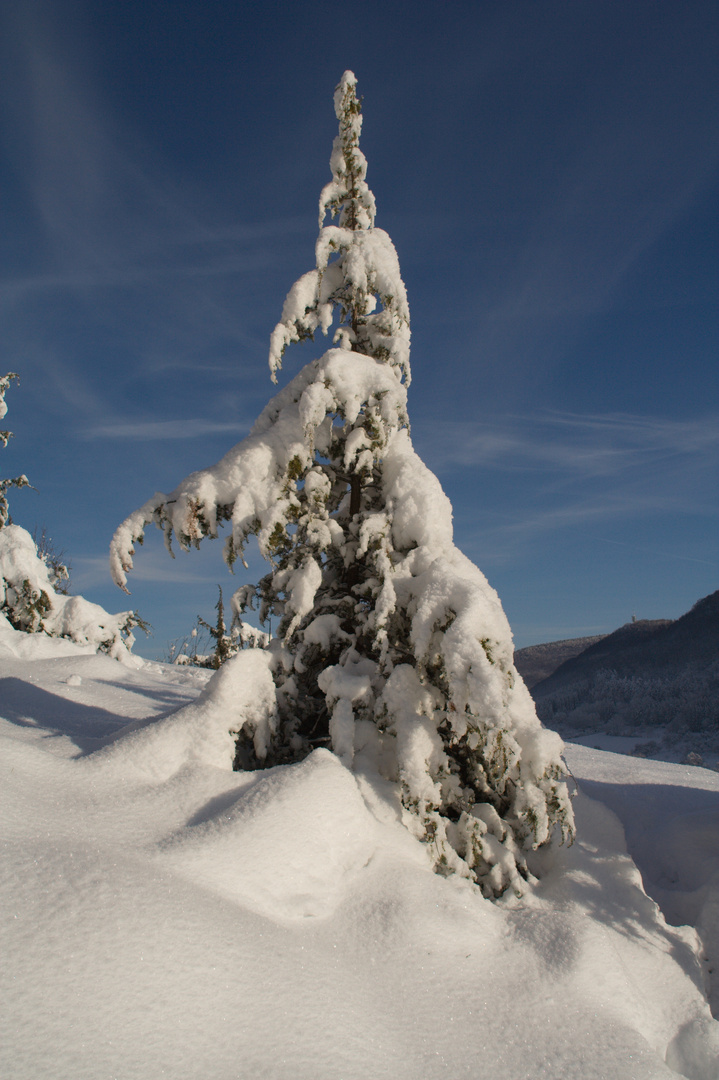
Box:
<box><xmin>1</xmin><ymin>0</ymin><xmax>717</xmax><ymax>658</ymax></box>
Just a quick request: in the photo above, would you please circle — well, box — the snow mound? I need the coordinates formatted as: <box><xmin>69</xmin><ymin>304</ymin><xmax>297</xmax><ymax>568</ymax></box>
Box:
<box><xmin>90</xmin><ymin>646</ymin><xmax>276</xmax><ymax>779</ymax></box>
<box><xmin>158</xmin><ymin>749</ymin><xmax>380</xmax><ymax>920</ymax></box>
<box><xmin>2</xmin><ymin>644</ymin><xmax>719</xmax><ymax>1079</ymax></box>
<box><xmin>0</xmin><ymin>609</ymin><xmax>97</xmax><ymax>660</ymax></box>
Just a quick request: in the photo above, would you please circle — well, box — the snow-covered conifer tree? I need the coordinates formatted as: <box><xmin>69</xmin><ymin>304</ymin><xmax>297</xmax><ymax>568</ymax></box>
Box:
<box><xmin>111</xmin><ymin>73</ymin><xmax>574</xmax><ymax>897</ymax></box>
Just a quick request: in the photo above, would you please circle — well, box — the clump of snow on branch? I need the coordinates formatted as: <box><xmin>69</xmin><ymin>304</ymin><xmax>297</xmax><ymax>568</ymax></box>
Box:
<box><xmin>111</xmin><ymin>71</ymin><xmax>574</xmax><ymax>898</ymax></box>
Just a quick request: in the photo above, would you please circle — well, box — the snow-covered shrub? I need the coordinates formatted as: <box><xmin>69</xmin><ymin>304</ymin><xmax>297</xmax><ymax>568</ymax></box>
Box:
<box><xmin>0</xmin><ymin>523</ymin><xmax>143</xmax><ymax>660</ymax></box>
<box><xmin>111</xmin><ymin>72</ymin><xmax>574</xmax><ymax>897</ymax></box>
<box><xmin>33</xmin><ymin>526</ymin><xmax>71</xmax><ymax>595</ymax></box>
<box><xmin>168</xmin><ymin>616</ymin><xmax>268</xmax><ymax>668</ymax></box>
<box><xmin>1</xmin><ymin>372</ymin><xmax>144</xmax><ymax>664</ymax></box>
<box><xmin>0</xmin><ymin>524</ymin><xmax>144</xmax><ymax>664</ymax></box>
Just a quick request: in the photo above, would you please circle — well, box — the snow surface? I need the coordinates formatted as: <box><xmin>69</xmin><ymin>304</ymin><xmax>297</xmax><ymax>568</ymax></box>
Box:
<box><xmin>1</xmin><ymin>625</ymin><xmax>718</xmax><ymax>1080</ymax></box>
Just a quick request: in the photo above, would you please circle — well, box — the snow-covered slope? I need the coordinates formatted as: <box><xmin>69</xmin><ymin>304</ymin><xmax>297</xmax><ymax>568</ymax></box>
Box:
<box><xmin>1</xmin><ymin>627</ymin><xmax>718</xmax><ymax>1080</ymax></box>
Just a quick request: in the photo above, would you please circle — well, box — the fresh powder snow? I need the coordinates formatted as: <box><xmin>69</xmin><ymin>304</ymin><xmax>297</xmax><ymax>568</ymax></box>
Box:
<box><xmin>1</xmin><ymin>622</ymin><xmax>718</xmax><ymax>1080</ymax></box>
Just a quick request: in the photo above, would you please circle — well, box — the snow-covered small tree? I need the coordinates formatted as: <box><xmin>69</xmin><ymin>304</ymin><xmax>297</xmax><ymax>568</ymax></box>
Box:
<box><xmin>111</xmin><ymin>73</ymin><xmax>574</xmax><ymax>897</ymax></box>
<box><xmin>0</xmin><ymin>523</ymin><xmax>147</xmax><ymax>661</ymax></box>
<box><xmin>33</xmin><ymin>527</ymin><xmax>71</xmax><ymax>595</ymax></box>
<box><xmin>197</xmin><ymin>586</ymin><xmax>233</xmax><ymax>669</ymax></box>
<box><xmin>1</xmin><ymin>373</ymin><xmax>31</xmax><ymax>529</ymax></box>
<box><xmin>0</xmin><ymin>372</ymin><xmax>146</xmax><ymax>662</ymax></box>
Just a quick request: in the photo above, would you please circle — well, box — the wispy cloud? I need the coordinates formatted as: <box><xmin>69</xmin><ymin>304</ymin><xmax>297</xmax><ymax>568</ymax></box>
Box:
<box><xmin>2</xmin><ymin>7</ymin><xmax>302</xmax><ymax>285</ymax></box>
<box><xmin>82</xmin><ymin>418</ymin><xmax>251</xmax><ymax>441</ymax></box>
<box><xmin>419</xmin><ymin>411</ymin><xmax>719</xmax><ymax>479</ymax></box>
<box><xmin>457</xmin><ymin>490</ymin><xmax>718</xmax><ymax>568</ymax></box>
<box><xmin>416</xmin><ymin>409</ymin><xmax>719</xmax><ymax>560</ymax></box>
<box><xmin>593</xmin><ymin>537</ymin><xmax>716</xmax><ymax>568</ymax></box>
<box><xmin>72</xmin><ymin>551</ymin><xmax>228</xmax><ymax>591</ymax></box>
<box><xmin>432</xmin><ymin>55</ymin><xmax>719</xmax><ymax>377</ymax></box>
<box><xmin>0</xmin><ymin>233</ymin><xmax>304</xmax><ymax>314</ymax></box>
<box><xmin>0</xmin><ymin>4</ymin><xmax>304</xmax><ymax>430</ymax></box>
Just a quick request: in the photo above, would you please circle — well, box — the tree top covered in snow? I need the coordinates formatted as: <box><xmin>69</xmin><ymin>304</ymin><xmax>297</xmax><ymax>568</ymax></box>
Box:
<box><xmin>269</xmin><ymin>70</ymin><xmax>410</xmax><ymax>386</ymax></box>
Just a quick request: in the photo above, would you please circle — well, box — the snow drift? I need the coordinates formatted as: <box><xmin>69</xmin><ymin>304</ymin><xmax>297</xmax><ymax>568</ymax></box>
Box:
<box><xmin>1</xmin><ymin>625</ymin><xmax>718</xmax><ymax>1079</ymax></box>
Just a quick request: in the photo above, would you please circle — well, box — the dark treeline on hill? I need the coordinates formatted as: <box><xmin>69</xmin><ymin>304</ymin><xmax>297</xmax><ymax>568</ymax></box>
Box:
<box><xmin>514</xmin><ymin>636</ymin><xmax>608</xmax><ymax>690</ymax></box>
<box><xmin>515</xmin><ymin>592</ymin><xmax>719</xmax><ymax>751</ymax></box>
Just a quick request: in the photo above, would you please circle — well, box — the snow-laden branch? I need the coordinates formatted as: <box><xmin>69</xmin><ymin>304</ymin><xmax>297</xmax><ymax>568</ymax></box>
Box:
<box><xmin>110</xmin><ymin>350</ymin><xmax>408</xmax><ymax>591</ymax></box>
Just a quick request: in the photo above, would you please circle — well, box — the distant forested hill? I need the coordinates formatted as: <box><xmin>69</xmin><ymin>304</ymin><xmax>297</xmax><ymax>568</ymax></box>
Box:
<box><xmin>514</xmin><ymin>636</ymin><xmax>608</xmax><ymax>689</ymax></box>
<box><xmin>517</xmin><ymin>592</ymin><xmax>719</xmax><ymax>753</ymax></box>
